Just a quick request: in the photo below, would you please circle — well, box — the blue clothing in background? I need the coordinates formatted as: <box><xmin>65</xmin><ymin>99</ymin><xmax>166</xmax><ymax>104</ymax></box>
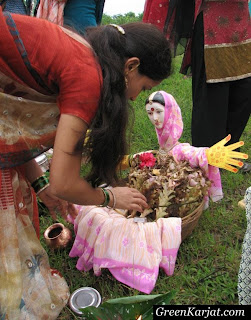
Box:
<box><xmin>3</xmin><ymin>0</ymin><xmax>26</xmax><ymax>14</ymax></box>
<box><xmin>64</xmin><ymin>0</ymin><xmax>105</xmax><ymax>35</ymax></box>
<box><xmin>249</xmin><ymin>1</ymin><xmax>251</xmax><ymax>15</ymax></box>
<box><xmin>95</xmin><ymin>0</ymin><xmax>105</xmax><ymax>25</ymax></box>
<box><xmin>1</xmin><ymin>0</ymin><xmax>39</xmax><ymax>16</ymax></box>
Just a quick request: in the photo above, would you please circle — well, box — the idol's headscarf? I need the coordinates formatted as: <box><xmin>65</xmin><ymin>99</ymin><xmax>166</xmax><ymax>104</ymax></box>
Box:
<box><xmin>145</xmin><ymin>91</ymin><xmax>183</xmax><ymax>150</ymax></box>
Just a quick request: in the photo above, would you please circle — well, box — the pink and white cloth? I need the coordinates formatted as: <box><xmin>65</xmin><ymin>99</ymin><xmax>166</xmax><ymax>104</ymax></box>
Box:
<box><xmin>36</xmin><ymin>0</ymin><xmax>67</xmax><ymax>26</ymax></box>
<box><xmin>69</xmin><ymin>91</ymin><xmax>223</xmax><ymax>293</ymax></box>
<box><xmin>155</xmin><ymin>91</ymin><xmax>223</xmax><ymax>203</ymax></box>
<box><xmin>69</xmin><ymin>206</ymin><xmax>182</xmax><ymax>294</ymax></box>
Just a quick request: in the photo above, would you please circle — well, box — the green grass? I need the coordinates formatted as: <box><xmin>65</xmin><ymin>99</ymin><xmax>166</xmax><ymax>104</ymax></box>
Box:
<box><xmin>39</xmin><ymin>56</ymin><xmax>251</xmax><ymax>318</ymax></box>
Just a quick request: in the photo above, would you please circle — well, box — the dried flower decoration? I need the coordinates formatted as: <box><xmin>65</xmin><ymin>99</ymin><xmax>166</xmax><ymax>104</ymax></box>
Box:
<box><xmin>127</xmin><ymin>152</ymin><xmax>211</xmax><ymax>221</ymax></box>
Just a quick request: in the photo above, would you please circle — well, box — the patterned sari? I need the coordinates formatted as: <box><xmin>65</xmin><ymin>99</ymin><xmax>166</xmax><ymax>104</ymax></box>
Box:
<box><xmin>143</xmin><ymin>0</ymin><xmax>251</xmax><ymax>82</ymax></box>
<box><xmin>0</xmin><ymin>166</ymin><xmax>69</xmax><ymax>319</ymax></box>
<box><xmin>0</xmin><ymin>10</ymin><xmax>69</xmax><ymax>320</ymax></box>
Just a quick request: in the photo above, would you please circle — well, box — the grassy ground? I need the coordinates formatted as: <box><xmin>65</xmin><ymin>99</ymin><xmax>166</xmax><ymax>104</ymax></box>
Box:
<box><xmin>39</xmin><ymin>56</ymin><xmax>251</xmax><ymax>318</ymax></box>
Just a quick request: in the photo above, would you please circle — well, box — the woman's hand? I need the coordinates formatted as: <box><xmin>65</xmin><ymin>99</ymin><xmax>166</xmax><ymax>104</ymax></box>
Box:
<box><xmin>111</xmin><ymin>187</ymin><xmax>148</xmax><ymax>212</ymax></box>
<box><xmin>38</xmin><ymin>186</ymin><xmax>78</xmax><ymax>220</ymax></box>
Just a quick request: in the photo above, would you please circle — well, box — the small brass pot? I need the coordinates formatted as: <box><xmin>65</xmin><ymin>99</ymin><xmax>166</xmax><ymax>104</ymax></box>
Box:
<box><xmin>44</xmin><ymin>223</ymin><xmax>72</xmax><ymax>250</ymax></box>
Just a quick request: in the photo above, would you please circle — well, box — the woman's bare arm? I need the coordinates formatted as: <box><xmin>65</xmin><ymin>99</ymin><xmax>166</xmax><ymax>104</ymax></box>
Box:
<box><xmin>50</xmin><ymin>114</ymin><xmax>148</xmax><ymax>212</ymax></box>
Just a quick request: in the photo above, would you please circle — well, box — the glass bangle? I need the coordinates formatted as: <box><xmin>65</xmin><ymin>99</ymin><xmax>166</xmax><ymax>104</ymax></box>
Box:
<box><xmin>98</xmin><ymin>187</ymin><xmax>110</xmax><ymax>207</ymax></box>
<box><xmin>36</xmin><ymin>184</ymin><xmax>50</xmax><ymax>195</ymax></box>
<box><xmin>107</xmin><ymin>189</ymin><xmax>116</xmax><ymax>209</ymax></box>
<box><xmin>31</xmin><ymin>175</ymin><xmax>50</xmax><ymax>194</ymax></box>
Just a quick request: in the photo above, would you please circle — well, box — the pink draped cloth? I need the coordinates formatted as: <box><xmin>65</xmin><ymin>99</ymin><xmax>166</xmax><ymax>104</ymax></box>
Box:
<box><xmin>69</xmin><ymin>91</ymin><xmax>223</xmax><ymax>294</ymax></box>
<box><xmin>155</xmin><ymin>91</ymin><xmax>183</xmax><ymax>150</ymax></box>
<box><xmin>69</xmin><ymin>205</ymin><xmax>182</xmax><ymax>294</ymax></box>
<box><xmin>155</xmin><ymin>91</ymin><xmax>223</xmax><ymax>203</ymax></box>
<box><xmin>36</xmin><ymin>0</ymin><xmax>67</xmax><ymax>25</ymax></box>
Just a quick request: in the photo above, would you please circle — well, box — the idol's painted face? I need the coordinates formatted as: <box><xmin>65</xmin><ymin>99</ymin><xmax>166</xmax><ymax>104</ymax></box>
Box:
<box><xmin>145</xmin><ymin>102</ymin><xmax>165</xmax><ymax>129</ymax></box>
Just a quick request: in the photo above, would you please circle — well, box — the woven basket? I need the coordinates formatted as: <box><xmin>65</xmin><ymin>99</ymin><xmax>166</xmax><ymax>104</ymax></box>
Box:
<box><xmin>181</xmin><ymin>199</ymin><xmax>205</xmax><ymax>242</ymax></box>
<box><xmin>120</xmin><ymin>177</ymin><xmax>206</xmax><ymax>242</ymax></box>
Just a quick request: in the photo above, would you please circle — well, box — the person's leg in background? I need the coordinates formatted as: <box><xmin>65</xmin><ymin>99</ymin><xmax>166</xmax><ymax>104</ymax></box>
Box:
<box><xmin>228</xmin><ymin>77</ymin><xmax>251</xmax><ymax>145</ymax></box>
<box><xmin>229</xmin><ymin>77</ymin><xmax>251</xmax><ymax>172</ymax></box>
<box><xmin>192</xmin><ymin>70</ymin><xmax>230</xmax><ymax>147</ymax></box>
<box><xmin>238</xmin><ymin>186</ymin><xmax>251</xmax><ymax>305</ymax></box>
<box><xmin>191</xmin><ymin>12</ymin><xmax>250</xmax><ymax>149</ymax></box>
<box><xmin>191</xmin><ymin>12</ymin><xmax>230</xmax><ymax>147</ymax></box>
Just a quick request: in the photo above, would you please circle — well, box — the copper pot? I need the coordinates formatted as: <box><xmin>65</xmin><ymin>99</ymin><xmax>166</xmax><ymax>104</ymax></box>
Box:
<box><xmin>44</xmin><ymin>223</ymin><xmax>72</xmax><ymax>250</ymax></box>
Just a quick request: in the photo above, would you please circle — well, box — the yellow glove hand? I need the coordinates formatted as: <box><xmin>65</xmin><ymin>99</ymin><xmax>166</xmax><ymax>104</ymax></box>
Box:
<box><xmin>118</xmin><ymin>154</ymin><xmax>131</xmax><ymax>171</ymax></box>
<box><xmin>205</xmin><ymin>134</ymin><xmax>248</xmax><ymax>173</ymax></box>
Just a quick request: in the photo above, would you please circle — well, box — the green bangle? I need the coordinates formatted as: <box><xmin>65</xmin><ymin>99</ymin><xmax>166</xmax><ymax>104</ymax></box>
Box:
<box><xmin>36</xmin><ymin>184</ymin><xmax>50</xmax><ymax>195</ymax></box>
<box><xmin>31</xmin><ymin>175</ymin><xmax>49</xmax><ymax>194</ymax></box>
<box><xmin>107</xmin><ymin>188</ymin><xmax>116</xmax><ymax>209</ymax></box>
<box><xmin>99</xmin><ymin>187</ymin><xmax>110</xmax><ymax>207</ymax></box>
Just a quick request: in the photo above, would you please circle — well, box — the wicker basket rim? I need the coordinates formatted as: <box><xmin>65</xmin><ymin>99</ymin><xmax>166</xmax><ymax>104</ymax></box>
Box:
<box><xmin>181</xmin><ymin>198</ymin><xmax>206</xmax><ymax>241</ymax></box>
<box><xmin>181</xmin><ymin>198</ymin><xmax>205</xmax><ymax>223</ymax></box>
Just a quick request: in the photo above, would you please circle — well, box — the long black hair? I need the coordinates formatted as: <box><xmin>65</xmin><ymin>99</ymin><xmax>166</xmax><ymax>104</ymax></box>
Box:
<box><xmin>84</xmin><ymin>22</ymin><xmax>172</xmax><ymax>186</ymax></box>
